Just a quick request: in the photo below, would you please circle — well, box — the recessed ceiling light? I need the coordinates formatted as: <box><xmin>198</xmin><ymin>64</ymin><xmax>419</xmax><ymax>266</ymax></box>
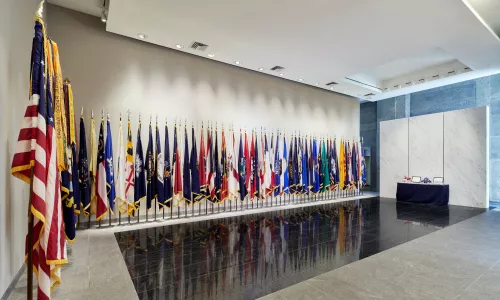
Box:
<box><xmin>235</xmin><ymin>61</ymin><xmax>241</xmax><ymax>65</ymax></box>
<box><xmin>298</xmin><ymin>78</ymin><xmax>303</xmax><ymax>82</ymax></box>
<box><xmin>207</xmin><ymin>53</ymin><xmax>215</xmax><ymax>58</ymax></box>
<box><xmin>175</xmin><ymin>44</ymin><xmax>183</xmax><ymax>49</ymax></box>
<box><xmin>330</xmin><ymin>87</ymin><xmax>334</xmax><ymax>90</ymax></box>
<box><xmin>315</xmin><ymin>83</ymin><xmax>319</xmax><ymax>86</ymax></box>
<box><xmin>258</xmin><ymin>67</ymin><xmax>264</xmax><ymax>71</ymax></box>
<box><xmin>137</xmin><ymin>33</ymin><xmax>147</xmax><ymax>39</ymax></box>
<box><xmin>279</xmin><ymin>73</ymin><xmax>284</xmax><ymax>77</ymax></box>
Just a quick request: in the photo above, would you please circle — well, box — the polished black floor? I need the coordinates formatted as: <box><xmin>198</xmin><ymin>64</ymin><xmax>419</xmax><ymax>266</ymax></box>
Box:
<box><xmin>115</xmin><ymin>197</ymin><xmax>487</xmax><ymax>300</ymax></box>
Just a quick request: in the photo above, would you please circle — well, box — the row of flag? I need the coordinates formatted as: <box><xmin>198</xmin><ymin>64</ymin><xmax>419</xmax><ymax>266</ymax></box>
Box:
<box><xmin>77</xmin><ymin>116</ymin><xmax>367</xmax><ymax>221</ymax></box>
<box><xmin>10</xmin><ymin>16</ymin><xmax>366</xmax><ymax>300</ymax></box>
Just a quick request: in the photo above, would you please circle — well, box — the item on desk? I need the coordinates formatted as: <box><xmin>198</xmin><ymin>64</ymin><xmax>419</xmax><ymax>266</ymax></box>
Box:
<box><xmin>422</xmin><ymin>177</ymin><xmax>431</xmax><ymax>184</ymax></box>
<box><xmin>433</xmin><ymin>177</ymin><xmax>444</xmax><ymax>184</ymax></box>
<box><xmin>403</xmin><ymin>176</ymin><xmax>411</xmax><ymax>182</ymax></box>
<box><xmin>411</xmin><ymin>176</ymin><xmax>421</xmax><ymax>183</ymax></box>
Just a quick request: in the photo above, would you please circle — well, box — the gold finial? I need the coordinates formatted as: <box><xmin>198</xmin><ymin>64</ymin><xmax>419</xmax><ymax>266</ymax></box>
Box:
<box><xmin>91</xmin><ymin>110</ymin><xmax>94</xmax><ymax>119</ymax></box>
<box><xmin>35</xmin><ymin>0</ymin><xmax>45</xmax><ymax>19</ymax></box>
<box><xmin>80</xmin><ymin>107</ymin><xmax>84</xmax><ymax>117</ymax></box>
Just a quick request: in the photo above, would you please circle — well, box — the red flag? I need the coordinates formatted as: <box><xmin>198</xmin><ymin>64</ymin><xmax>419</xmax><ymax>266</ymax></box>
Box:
<box><xmin>199</xmin><ymin>126</ymin><xmax>206</xmax><ymax>198</ymax></box>
<box><xmin>220</xmin><ymin>128</ymin><xmax>228</xmax><ymax>202</ymax></box>
<box><xmin>173</xmin><ymin>124</ymin><xmax>182</xmax><ymax>205</ymax></box>
<box><xmin>244</xmin><ymin>131</ymin><xmax>251</xmax><ymax>199</ymax></box>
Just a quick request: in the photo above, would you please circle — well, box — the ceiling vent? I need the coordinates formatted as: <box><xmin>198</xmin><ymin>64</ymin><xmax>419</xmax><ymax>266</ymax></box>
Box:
<box><xmin>270</xmin><ymin>65</ymin><xmax>285</xmax><ymax>71</ymax></box>
<box><xmin>325</xmin><ymin>81</ymin><xmax>338</xmax><ymax>86</ymax></box>
<box><xmin>364</xmin><ymin>93</ymin><xmax>375</xmax><ymax>97</ymax></box>
<box><xmin>190</xmin><ymin>41</ymin><xmax>208</xmax><ymax>51</ymax></box>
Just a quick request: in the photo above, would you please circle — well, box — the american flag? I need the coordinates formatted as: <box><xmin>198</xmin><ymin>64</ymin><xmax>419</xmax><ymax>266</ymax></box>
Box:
<box><xmin>11</xmin><ymin>19</ymin><xmax>67</xmax><ymax>300</ymax></box>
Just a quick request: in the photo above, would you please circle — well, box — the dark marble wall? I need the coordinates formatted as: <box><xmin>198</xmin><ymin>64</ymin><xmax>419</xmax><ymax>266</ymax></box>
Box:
<box><xmin>360</xmin><ymin>73</ymin><xmax>500</xmax><ymax>201</ymax></box>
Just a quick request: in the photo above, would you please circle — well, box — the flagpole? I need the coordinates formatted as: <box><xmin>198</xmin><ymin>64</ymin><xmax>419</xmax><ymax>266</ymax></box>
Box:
<box><xmin>27</xmin><ymin>2</ymin><xmax>45</xmax><ymax>296</ymax></box>
<box><xmin>119</xmin><ymin>112</ymin><xmax>122</xmax><ymax>226</ymax></box>
<box><xmin>27</xmin><ymin>166</ymin><xmax>35</xmax><ymax>300</ymax></box>
<box><xmin>129</xmin><ymin>111</ymin><xmax>132</xmax><ymax>224</ymax></box>
<box><xmin>107</xmin><ymin>112</ymin><xmax>112</xmax><ymax>227</ymax></box>
<box><xmin>89</xmin><ymin>110</ymin><xmax>93</xmax><ymax>229</ymax></box>
<box><xmin>137</xmin><ymin>113</ymin><xmax>141</xmax><ymax>224</ymax></box>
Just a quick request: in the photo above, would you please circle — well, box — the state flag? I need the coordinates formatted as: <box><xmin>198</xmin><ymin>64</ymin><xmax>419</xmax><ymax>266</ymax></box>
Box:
<box><xmin>156</xmin><ymin>121</ymin><xmax>164</xmax><ymax>206</ymax></box>
<box><xmin>163</xmin><ymin>123</ymin><xmax>172</xmax><ymax>207</ymax></box>
<box><xmin>79</xmin><ymin>115</ymin><xmax>91</xmax><ymax>216</ymax></box>
<box><xmin>105</xmin><ymin>119</ymin><xmax>116</xmax><ymax>212</ymax></box>
<box><xmin>96</xmin><ymin>118</ymin><xmax>108</xmax><ymax>221</ymax></box>
<box><xmin>134</xmin><ymin>123</ymin><xmax>146</xmax><ymax>208</ymax></box>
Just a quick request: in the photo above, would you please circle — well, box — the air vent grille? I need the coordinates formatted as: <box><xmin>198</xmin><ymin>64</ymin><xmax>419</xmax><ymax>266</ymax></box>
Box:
<box><xmin>270</xmin><ymin>66</ymin><xmax>285</xmax><ymax>71</ymax></box>
<box><xmin>325</xmin><ymin>81</ymin><xmax>338</xmax><ymax>86</ymax></box>
<box><xmin>364</xmin><ymin>93</ymin><xmax>375</xmax><ymax>97</ymax></box>
<box><xmin>190</xmin><ymin>41</ymin><xmax>208</xmax><ymax>51</ymax></box>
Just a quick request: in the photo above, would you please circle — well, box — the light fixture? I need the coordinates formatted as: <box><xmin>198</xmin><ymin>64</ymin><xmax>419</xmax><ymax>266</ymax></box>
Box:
<box><xmin>207</xmin><ymin>53</ymin><xmax>215</xmax><ymax>58</ymax></box>
<box><xmin>298</xmin><ymin>78</ymin><xmax>303</xmax><ymax>82</ymax></box>
<box><xmin>175</xmin><ymin>44</ymin><xmax>183</xmax><ymax>49</ymax></box>
<box><xmin>137</xmin><ymin>33</ymin><xmax>147</xmax><ymax>39</ymax></box>
<box><xmin>315</xmin><ymin>83</ymin><xmax>319</xmax><ymax>86</ymax></box>
<box><xmin>330</xmin><ymin>87</ymin><xmax>334</xmax><ymax>90</ymax></box>
<box><xmin>258</xmin><ymin>68</ymin><xmax>264</xmax><ymax>71</ymax></box>
<box><xmin>279</xmin><ymin>73</ymin><xmax>284</xmax><ymax>77</ymax></box>
<box><xmin>235</xmin><ymin>61</ymin><xmax>241</xmax><ymax>65</ymax></box>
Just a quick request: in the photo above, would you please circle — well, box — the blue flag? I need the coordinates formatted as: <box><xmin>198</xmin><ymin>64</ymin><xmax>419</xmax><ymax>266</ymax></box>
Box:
<box><xmin>274</xmin><ymin>134</ymin><xmax>281</xmax><ymax>196</ymax></box>
<box><xmin>293</xmin><ymin>136</ymin><xmax>299</xmax><ymax>194</ymax></box>
<box><xmin>308</xmin><ymin>138</ymin><xmax>314</xmax><ymax>193</ymax></box>
<box><xmin>352</xmin><ymin>143</ymin><xmax>358</xmax><ymax>187</ymax></box>
<box><xmin>254</xmin><ymin>135</ymin><xmax>260</xmax><ymax>200</ymax></box>
<box><xmin>301</xmin><ymin>137</ymin><xmax>308</xmax><ymax>194</ymax></box>
<box><xmin>312</xmin><ymin>139</ymin><xmax>320</xmax><ymax>193</ymax></box>
<box><xmin>238</xmin><ymin>133</ymin><xmax>247</xmax><ymax>200</ymax></box>
<box><xmin>183</xmin><ymin>126</ymin><xmax>191</xmax><ymax>203</ymax></box>
<box><xmin>283</xmin><ymin>136</ymin><xmax>289</xmax><ymax>194</ymax></box>
<box><xmin>361</xmin><ymin>140</ymin><xmax>367</xmax><ymax>186</ymax></box>
<box><xmin>288</xmin><ymin>137</ymin><xmax>294</xmax><ymax>194</ymax></box>
<box><xmin>79</xmin><ymin>116</ymin><xmax>90</xmax><ymax>215</ymax></box>
<box><xmin>105</xmin><ymin>119</ymin><xmax>116</xmax><ymax>210</ymax></box>
<box><xmin>134</xmin><ymin>123</ymin><xmax>146</xmax><ymax>208</ymax></box>
<box><xmin>164</xmin><ymin>123</ymin><xmax>172</xmax><ymax>206</ymax></box>
<box><xmin>191</xmin><ymin>126</ymin><xmax>201</xmax><ymax>202</ymax></box>
<box><xmin>214</xmin><ymin>130</ymin><xmax>222</xmax><ymax>202</ymax></box>
<box><xmin>155</xmin><ymin>123</ymin><xmax>164</xmax><ymax>207</ymax></box>
<box><xmin>145</xmin><ymin>123</ymin><xmax>154</xmax><ymax>209</ymax></box>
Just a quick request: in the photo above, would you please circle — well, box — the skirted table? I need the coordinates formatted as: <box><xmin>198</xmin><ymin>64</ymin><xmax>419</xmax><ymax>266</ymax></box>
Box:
<box><xmin>396</xmin><ymin>182</ymin><xmax>449</xmax><ymax>206</ymax></box>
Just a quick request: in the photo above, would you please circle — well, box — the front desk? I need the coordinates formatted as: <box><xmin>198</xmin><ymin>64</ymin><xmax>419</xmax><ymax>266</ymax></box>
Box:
<box><xmin>396</xmin><ymin>182</ymin><xmax>449</xmax><ymax>206</ymax></box>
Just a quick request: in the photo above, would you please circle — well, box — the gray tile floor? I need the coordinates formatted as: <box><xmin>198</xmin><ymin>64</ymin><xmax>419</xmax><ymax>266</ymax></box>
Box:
<box><xmin>7</xmin><ymin>200</ymin><xmax>500</xmax><ymax>300</ymax></box>
<box><xmin>259</xmin><ymin>209</ymin><xmax>500</xmax><ymax>300</ymax></box>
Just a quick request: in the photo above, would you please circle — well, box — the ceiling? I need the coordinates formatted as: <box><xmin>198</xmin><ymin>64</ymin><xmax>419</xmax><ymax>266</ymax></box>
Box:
<box><xmin>48</xmin><ymin>0</ymin><xmax>500</xmax><ymax>101</ymax></box>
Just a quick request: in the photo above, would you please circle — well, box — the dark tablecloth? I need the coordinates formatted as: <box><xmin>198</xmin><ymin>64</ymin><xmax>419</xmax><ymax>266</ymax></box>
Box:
<box><xmin>396</xmin><ymin>182</ymin><xmax>449</xmax><ymax>206</ymax></box>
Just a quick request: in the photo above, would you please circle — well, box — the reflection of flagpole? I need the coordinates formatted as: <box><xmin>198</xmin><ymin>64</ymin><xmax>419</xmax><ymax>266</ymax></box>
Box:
<box><xmin>108</xmin><ymin>111</ymin><xmax>112</xmax><ymax>227</ymax></box>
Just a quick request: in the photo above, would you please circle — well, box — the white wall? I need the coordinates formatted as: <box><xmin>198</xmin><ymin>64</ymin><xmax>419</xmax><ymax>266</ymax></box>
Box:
<box><xmin>46</xmin><ymin>5</ymin><xmax>359</xmax><ymax>137</ymax></box>
<box><xmin>0</xmin><ymin>0</ymin><xmax>39</xmax><ymax>296</ymax></box>
<box><xmin>444</xmin><ymin>107</ymin><xmax>489</xmax><ymax>208</ymax></box>
<box><xmin>409</xmin><ymin>113</ymin><xmax>444</xmax><ymax>178</ymax></box>
<box><xmin>46</xmin><ymin>5</ymin><xmax>359</xmax><ymax>217</ymax></box>
<box><xmin>380</xmin><ymin>107</ymin><xmax>488</xmax><ymax>208</ymax></box>
<box><xmin>380</xmin><ymin>118</ymin><xmax>408</xmax><ymax>198</ymax></box>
